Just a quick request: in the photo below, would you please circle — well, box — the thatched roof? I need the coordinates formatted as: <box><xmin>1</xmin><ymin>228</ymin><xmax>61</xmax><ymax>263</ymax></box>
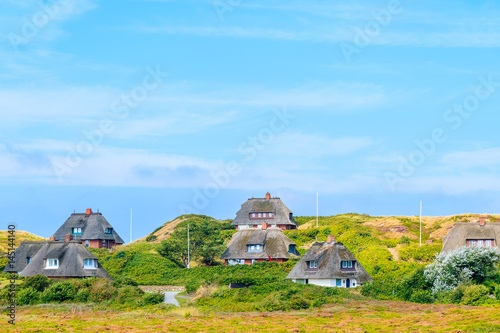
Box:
<box><xmin>286</xmin><ymin>241</ymin><xmax>372</xmax><ymax>282</ymax></box>
<box><xmin>3</xmin><ymin>241</ymin><xmax>46</xmax><ymax>273</ymax></box>
<box><xmin>220</xmin><ymin>228</ymin><xmax>300</xmax><ymax>260</ymax></box>
<box><xmin>442</xmin><ymin>222</ymin><xmax>500</xmax><ymax>252</ymax></box>
<box><xmin>231</xmin><ymin>196</ymin><xmax>298</xmax><ymax>227</ymax></box>
<box><xmin>17</xmin><ymin>241</ymin><xmax>111</xmax><ymax>279</ymax></box>
<box><xmin>52</xmin><ymin>211</ymin><xmax>124</xmax><ymax>244</ymax></box>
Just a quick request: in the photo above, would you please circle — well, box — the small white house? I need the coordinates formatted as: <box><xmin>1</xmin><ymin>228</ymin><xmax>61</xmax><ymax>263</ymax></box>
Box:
<box><xmin>286</xmin><ymin>235</ymin><xmax>372</xmax><ymax>288</ymax></box>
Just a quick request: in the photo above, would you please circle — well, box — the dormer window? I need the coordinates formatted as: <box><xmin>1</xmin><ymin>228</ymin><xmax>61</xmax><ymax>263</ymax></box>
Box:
<box><xmin>288</xmin><ymin>244</ymin><xmax>296</xmax><ymax>254</ymax></box>
<box><xmin>27</xmin><ymin>257</ymin><xmax>31</xmax><ymax>264</ymax></box>
<box><xmin>249</xmin><ymin>212</ymin><xmax>274</xmax><ymax>220</ymax></box>
<box><xmin>341</xmin><ymin>261</ymin><xmax>354</xmax><ymax>269</ymax></box>
<box><xmin>72</xmin><ymin>227</ymin><xmax>82</xmax><ymax>235</ymax></box>
<box><xmin>309</xmin><ymin>261</ymin><xmax>317</xmax><ymax>269</ymax></box>
<box><xmin>83</xmin><ymin>259</ymin><xmax>97</xmax><ymax>269</ymax></box>
<box><xmin>105</xmin><ymin>228</ymin><xmax>113</xmax><ymax>234</ymax></box>
<box><xmin>46</xmin><ymin>259</ymin><xmax>59</xmax><ymax>269</ymax></box>
<box><xmin>247</xmin><ymin>244</ymin><xmax>263</xmax><ymax>253</ymax></box>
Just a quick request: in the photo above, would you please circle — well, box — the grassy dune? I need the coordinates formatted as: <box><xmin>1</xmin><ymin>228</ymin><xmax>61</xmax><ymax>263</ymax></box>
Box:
<box><xmin>10</xmin><ymin>300</ymin><xmax>500</xmax><ymax>332</ymax></box>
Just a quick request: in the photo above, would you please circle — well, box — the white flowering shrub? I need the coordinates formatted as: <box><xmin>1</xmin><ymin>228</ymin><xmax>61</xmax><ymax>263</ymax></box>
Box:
<box><xmin>424</xmin><ymin>246</ymin><xmax>500</xmax><ymax>294</ymax></box>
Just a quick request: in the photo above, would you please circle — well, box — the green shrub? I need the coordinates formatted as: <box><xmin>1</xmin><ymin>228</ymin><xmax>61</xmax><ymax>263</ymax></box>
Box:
<box><xmin>74</xmin><ymin>289</ymin><xmax>90</xmax><ymax>303</ymax></box>
<box><xmin>447</xmin><ymin>284</ymin><xmax>468</xmax><ymax>304</ymax></box>
<box><xmin>146</xmin><ymin>235</ymin><xmax>157</xmax><ymax>242</ymax></box>
<box><xmin>17</xmin><ymin>287</ymin><xmax>39</xmax><ymax>305</ymax></box>
<box><xmin>143</xmin><ymin>292</ymin><xmax>164</xmax><ymax>305</ymax></box>
<box><xmin>113</xmin><ymin>276</ymin><xmax>139</xmax><ymax>287</ymax></box>
<box><xmin>461</xmin><ymin>285</ymin><xmax>489</xmax><ymax>305</ymax></box>
<box><xmin>495</xmin><ymin>285</ymin><xmax>500</xmax><ymax>300</ymax></box>
<box><xmin>115</xmin><ymin>285</ymin><xmax>144</xmax><ymax>305</ymax></box>
<box><xmin>399</xmin><ymin>236</ymin><xmax>410</xmax><ymax>245</ymax></box>
<box><xmin>409</xmin><ymin>290</ymin><xmax>433</xmax><ymax>304</ymax></box>
<box><xmin>40</xmin><ymin>281</ymin><xmax>75</xmax><ymax>303</ymax></box>
<box><xmin>22</xmin><ymin>275</ymin><xmax>51</xmax><ymax>292</ymax></box>
<box><xmin>185</xmin><ymin>280</ymin><xmax>201</xmax><ymax>294</ymax></box>
<box><xmin>90</xmin><ymin>279</ymin><xmax>116</xmax><ymax>302</ymax></box>
<box><xmin>289</xmin><ymin>295</ymin><xmax>310</xmax><ymax>310</ymax></box>
<box><xmin>399</xmin><ymin>244</ymin><xmax>441</xmax><ymax>262</ymax></box>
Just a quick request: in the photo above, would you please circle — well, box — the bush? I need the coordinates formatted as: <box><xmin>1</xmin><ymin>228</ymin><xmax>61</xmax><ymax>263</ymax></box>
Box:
<box><xmin>399</xmin><ymin>236</ymin><xmax>410</xmax><ymax>245</ymax></box>
<box><xmin>185</xmin><ymin>280</ymin><xmax>201</xmax><ymax>294</ymax></box>
<box><xmin>17</xmin><ymin>287</ymin><xmax>39</xmax><ymax>305</ymax></box>
<box><xmin>146</xmin><ymin>235</ymin><xmax>157</xmax><ymax>242</ymax></box>
<box><xmin>113</xmin><ymin>276</ymin><xmax>138</xmax><ymax>287</ymax></box>
<box><xmin>143</xmin><ymin>292</ymin><xmax>164</xmax><ymax>305</ymax></box>
<box><xmin>424</xmin><ymin>246</ymin><xmax>500</xmax><ymax>293</ymax></box>
<box><xmin>74</xmin><ymin>289</ymin><xmax>90</xmax><ymax>303</ymax></box>
<box><xmin>409</xmin><ymin>290</ymin><xmax>433</xmax><ymax>304</ymax></box>
<box><xmin>90</xmin><ymin>279</ymin><xmax>116</xmax><ymax>302</ymax></box>
<box><xmin>22</xmin><ymin>275</ymin><xmax>51</xmax><ymax>292</ymax></box>
<box><xmin>495</xmin><ymin>285</ymin><xmax>500</xmax><ymax>300</ymax></box>
<box><xmin>115</xmin><ymin>285</ymin><xmax>144</xmax><ymax>305</ymax></box>
<box><xmin>40</xmin><ymin>281</ymin><xmax>75</xmax><ymax>303</ymax></box>
<box><xmin>461</xmin><ymin>285</ymin><xmax>489</xmax><ymax>305</ymax></box>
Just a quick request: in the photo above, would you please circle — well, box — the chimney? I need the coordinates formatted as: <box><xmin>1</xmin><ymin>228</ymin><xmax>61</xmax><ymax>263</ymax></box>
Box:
<box><xmin>265</xmin><ymin>192</ymin><xmax>271</xmax><ymax>199</ymax></box>
<box><xmin>86</xmin><ymin>208</ymin><xmax>93</xmax><ymax>215</ymax></box>
<box><xmin>65</xmin><ymin>234</ymin><xmax>73</xmax><ymax>243</ymax></box>
<box><xmin>49</xmin><ymin>236</ymin><xmax>55</xmax><ymax>241</ymax></box>
<box><xmin>262</xmin><ymin>222</ymin><xmax>268</xmax><ymax>230</ymax></box>
<box><xmin>479</xmin><ymin>215</ymin><xmax>486</xmax><ymax>227</ymax></box>
<box><xmin>327</xmin><ymin>235</ymin><xmax>335</xmax><ymax>244</ymax></box>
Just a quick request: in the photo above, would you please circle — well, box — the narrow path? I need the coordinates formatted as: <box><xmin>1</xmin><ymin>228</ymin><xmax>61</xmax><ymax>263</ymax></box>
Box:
<box><xmin>163</xmin><ymin>291</ymin><xmax>181</xmax><ymax>306</ymax></box>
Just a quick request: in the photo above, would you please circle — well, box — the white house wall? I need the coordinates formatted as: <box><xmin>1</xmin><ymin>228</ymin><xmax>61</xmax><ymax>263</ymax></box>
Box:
<box><xmin>293</xmin><ymin>278</ymin><xmax>359</xmax><ymax>288</ymax></box>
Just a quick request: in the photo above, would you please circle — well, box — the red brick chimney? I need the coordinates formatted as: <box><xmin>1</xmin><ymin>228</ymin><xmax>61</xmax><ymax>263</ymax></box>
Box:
<box><xmin>49</xmin><ymin>236</ymin><xmax>55</xmax><ymax>241</ymax></box>
<box><xmin>262</xmin><ymin>222</ymin><xmax>268</xmax><ymax>230</ymax></box>
<box><xmin>65</xmin><ymin>234</ymin><xmax>73</xmax><ymax>243</ymax></box>
<box><xmin>479</xmin><ymin>215</ymin><xmax>486</xmax><ymax>227</ymax></box>
<box><xmin>86</xmin><ymin>208</ymin><xmax>93</xmax><ymax>215</ymax></box>
<box><xmin>327</xmin><ymin>235</ymin><xmax>335</xmax><ymax>244</ymax></box>
<box><xmin>265</xmin><ymin>192</ymin><xmax>271</xmax><ymax>199</ymax></box>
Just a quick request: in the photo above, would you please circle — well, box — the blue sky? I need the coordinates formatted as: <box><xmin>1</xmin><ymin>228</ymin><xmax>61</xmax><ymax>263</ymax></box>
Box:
<box><xmin>1</xmin><ymin>0</ymin><xmax>500</xmax><ymax>241</ymax></box>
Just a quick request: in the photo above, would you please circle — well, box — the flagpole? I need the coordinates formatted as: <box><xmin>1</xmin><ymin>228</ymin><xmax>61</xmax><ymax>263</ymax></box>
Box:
<box><xmin>419</xmin><ymin>201</ymin><xmax>422</xmax><ymax>246</ymax></box>
<box><xmin>187</xmin><ymin>224</ymin><xmax>190</xmax><ymax>269</ymax></box>
<box><xmin>316</xmin><ymin>192</ymin><xmax>319</xmax><ymax>228</ymax></box>
<box><xmin>130</xmin><ymin>208</ymin><xmax>133</xmax><ymax>244</ymax></box>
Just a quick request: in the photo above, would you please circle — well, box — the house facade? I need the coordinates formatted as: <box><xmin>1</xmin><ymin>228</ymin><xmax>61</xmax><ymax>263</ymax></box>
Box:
<box><xmin>4</xmin><ymin>240</ymin><xmax>111</xmax><ymax>279</ymax></box>
<box><xmin>220</xmin><ymin>224</ymin><xmax>300</xmax><ymax>265</ymax></box>
<box><xmin>51</xmin><ymin>209</ymin><xmax>124</xmax><ymax>249</ymax></box>
<box><xmin>286</xmin><ymin>235</ymin><xmax>372</xmax><ymax>288</ymax></box>
<box><xmin>231</xmin><ymin>192</ymin><xmax>298</xmax><ymax>231</ymax></box>
<box><xmin>441</xmin><ymin>215</ymin><xmax>500</xmax><ymax>253</ymax></box>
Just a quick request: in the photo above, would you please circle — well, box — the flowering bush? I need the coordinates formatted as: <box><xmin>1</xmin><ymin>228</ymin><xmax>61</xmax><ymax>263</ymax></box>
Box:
<box><xmin>424</xmin><ymin>246</ymin><xmax>500</xmax><ymax>294</ymax></box>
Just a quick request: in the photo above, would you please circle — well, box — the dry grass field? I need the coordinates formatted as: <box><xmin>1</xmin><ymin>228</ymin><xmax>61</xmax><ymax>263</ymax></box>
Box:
<box><xmin>7</xmin><ymin>300</ymin><xmax>500</xmax><ymax>333</ymax></box>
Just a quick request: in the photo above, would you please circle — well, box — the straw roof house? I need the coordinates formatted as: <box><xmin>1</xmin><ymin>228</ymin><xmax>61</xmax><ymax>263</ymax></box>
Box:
<box><xmin>286</xmin><ymin>235</ymin><xmax>372</xmax><ymax>288</ymax></box>
<box><xmin>441</xmin><ymin>216</ymin><xmax>500</xmax><ymax>253</ymax></box>
<box><xmin>51</xmin><ymin>208</ymin><xmax>124</xmax><ymax>249</ymax></box>
<box><xmin>232</xmin><ymin>192</ymin><xmax>298</xmax><ymax>230</ymax></box>
<box><xmin>3</xmin><ymin>241</ymin><xmax>45</xmax><ymax>274</ymax></box>
<box><xmin>220</xmin><ymin>226</ymin><xmax>300</xmax><ymax>265</ymax></box>
<box><xmin>5</xmin><ymin>240</ymin><xmax>111</xmax><ymax>279</ymax></box>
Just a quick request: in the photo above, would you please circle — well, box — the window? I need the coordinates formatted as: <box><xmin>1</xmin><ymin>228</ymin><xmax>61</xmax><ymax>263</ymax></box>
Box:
<box><xmin>228</xmin><ymin>259</ymin><xmax>245</xmax><ymax>265</ymax></box>
<box><xmin>83</xmin><ymin>259</ymin><xmax>96</xmax><ymax>269</ymax></box>
<box><xmin>251</xmin><ymin>259</ymin><xmax>255</xmax><ymax>264</ymax></box>
<box><xmin>336</xmin><ymin>279</ymin><xmax>341</xmax><ymax>287</ymax></box>
<box><xmin>252</xmin><ymin>213</ymin><xmax>256</xmax><ymax>217</ymax></box>
<box><xmin>263</xmin><ymin>213</ymin><xmax>266</xmax><ymax>217</ymax></box>
<box><xmin>352</xmin><ymin>281</ymin><xmax>356</xmax><ymax>287</ymax></box>
<box><xmin>247</xmin><ymin>244</ymin><xmax>262</xmax><ymax>253</ymax></box>
<box><xmin>27</xmin><ymin>257</ymin><xmax>31</xmax><ymax>264</ymax></box>
<box><xmin>348</xmin><ymin>261</ymin><xmax>353</xmax><ymax>268</ymax></box>
<box><xmin>258</xmin><ymin>213</ymin><xmax>262</xmax><ymax>217</ymax></box>
<box><xmin>85</xmin><ymin>240</ymin><xmax>89</xmax><ymax>247</ymax></box>
<box><xmin>309</xmin><ymin>261</ymin><xmax>317</xmax><ymax>269</ymax></box>
<box><xmin>72</xmin><ymin>227</ymin><xmax>82</xmax><ymax>235</ymax></box>
<box><xmin>46</xmin><ymin>259</ymin><xmax>58</xmax><ymax>269</ymax></box>
<box><xmin>485</xmin><ymin>240</ymin><xmax>492</xmax><ymax>247</ymax></box>
<box><xmin>102</xmin><ymin>240</ymin><xmax>106</xmax><ymax>247</ymax></box>
<box><xmin>342</xmin><ymin>261</ymin><xmax>347</xmax><ymax>268</ymax></box>
<box><xmin>478</xmin><ymin>240</ymin><xmax>484</xmax><ymax>246</ymax></box>
<box><xmin>288</xmin><ymin>244</ymin><xmax>296</xmax><ymax>254</ymax></box>
<box><xmin>105</xmin><ymin>228</ymin><xmax>113</xmax><ymax>234</ymax></box>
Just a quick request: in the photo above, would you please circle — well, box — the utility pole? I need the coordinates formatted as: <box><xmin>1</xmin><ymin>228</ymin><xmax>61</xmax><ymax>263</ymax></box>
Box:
<box><xmin>187</xmin><ymin>224</ymin><xmax>190</xmax><ymax>269</ymax></box>
<box><xmin>419</xmin><ymin>201</ymin><xmax>422</xmax><ymax>246</ymax></box>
